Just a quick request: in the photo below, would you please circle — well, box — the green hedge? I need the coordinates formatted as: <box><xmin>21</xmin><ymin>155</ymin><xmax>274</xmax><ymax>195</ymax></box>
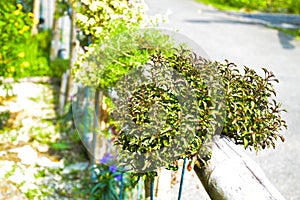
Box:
<box><xmin>198</xmin><ymin>0</ymin><xmax>300</xmax><ymax>14</ymax></box>
<box><xmin>0</xmin><ymin>1</ymin><xmax>69</xmax><ymax>85</ymax></box>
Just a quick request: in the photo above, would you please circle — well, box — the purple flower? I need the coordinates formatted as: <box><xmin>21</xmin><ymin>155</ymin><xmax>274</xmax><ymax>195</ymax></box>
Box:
<box><xmin>99</xmin><ymin>154</ymin><xmax>114</xmax><ymax>164</ymax></box>
<box><xmin>109</xmin><ymin>165</ymin><xmax>117</xmax><ymax>173</ymax></box>
<box><xmin>115</xmin><ymin>174</ymin><xmax>122</xmax><ymax>181</ymax></box>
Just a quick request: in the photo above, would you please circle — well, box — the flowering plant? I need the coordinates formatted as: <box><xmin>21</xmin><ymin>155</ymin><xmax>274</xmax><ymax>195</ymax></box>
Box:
<box><xmin>73</xmin><ymin>0</ymin><xmax>173</xmax><ymax>88</ymax></box>
<box><xmin>76</xmin><ymin>0</ymin><xmax>147</xmax><ymax>42</ymax></box>
<box><xmin>90</xmin><ymin>154</ymin><xmax>138</xmax><ymax>200</ymax></box>
<box><xmin>74</xmin><ymin>0</ymin><xmax>149</xmax><ymax>88</ymax></box>
<box><xmin>0</xmin><ymin>1</ymin><xmax>34</xmax><ymax>84</ymax></box>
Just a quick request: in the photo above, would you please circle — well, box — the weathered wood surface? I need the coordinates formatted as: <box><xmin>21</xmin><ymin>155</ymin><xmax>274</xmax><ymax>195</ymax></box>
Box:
<box><xmin>194</xmin><ymin>136</ymin><xmax>285</xmax><ymax>200</ymax></box>
<box><xmin>59</xmin><ymin>70</ymin><xmax>70</xmax><ymax>115</ymax></box>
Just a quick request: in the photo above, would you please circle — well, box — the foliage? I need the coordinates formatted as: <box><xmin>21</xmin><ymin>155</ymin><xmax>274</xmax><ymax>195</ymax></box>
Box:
<box><xmin>197</xmin><ymin>0</ymin><xmax>300</xmax><ymax>14</ymax></box>
<box><xmin>275</xmin><ymin>27</ymin><xmax>300</xmax><ymax>38</ymax></box>
<box><xmin>76</xmin><ymin>0</ymin><xmax>147</xmax><ymax>44</ymax></box>
<box><xmin>74</xmin><ymin>28</ymin><xmax>174</xmax><ymax>88</ymax></box>
<box><xmin>0</xmin><ymin>0</ymin><xmax>65</xmax><ymax>92</ymax></box>
<box><xmin>74</xmin><ymin>20</ymin><xmax>287</xmax><ymax>172</ymax></box>
<box><xmin>109</xmin><ymin>47</ymin><xmax>286</xmax><ymax>171</ymax></box>
<box><xmin>73</xmin><ymin>0</ymin><xmax>286</xmax><ymax>185</ymax></box>
<box><xmin>219</xmin><ymin>61</ymin><xmax>287</xmax><ymax>149</ymax></box>
<box><xmin>55</xmin><ymin>0</ymin><xmax>72</xmax><ymax>19</ymax></box>
<box><xmin>74</xmin><ymin>0</ymin><xmax>152</xmax><ymax>90</ymax></box>
<box><xmin>108</xmin><ymin>47</ymin><xmax>221</xmax><ymax>171</ymax></box>
<box><xmin>90</xmin><ymin>154</ymin><xmax>138</xmax><ymax>200</ymax></box>
<box><xmin>74</xmin><ymin>23</ymin><xmax>286</xmax><ymax>170</ymax></box>
<box><xmin>0</xmin><ymin>1</ymin><xmax>34</xmax><ymax>82</ymax></box>
<box><xmin>0</xmin><ymin>110</ymin><xmax>10</xmax><ymax>129</ymax></box>
<box><xmin>51</xmin><ymin>142</ymin><xmax>71</xmax><ymax>150</ymax></box>
<box><xmin>9</xmin><ymin>30</ymin><xmax>67</xmax><ymax>78</ymax></box>
<box><xmin>16</xmin><ymin>30</ymin><xmax>52</xmax><ymax>77</ymax></box>
<box><xmin>49</xmin><ymin>58</ymin><xmax>70</xmax><ymax>78</ymax></box>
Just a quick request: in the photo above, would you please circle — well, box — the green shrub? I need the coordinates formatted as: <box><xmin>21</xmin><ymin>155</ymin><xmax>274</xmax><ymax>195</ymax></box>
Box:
<box><xmin>0</xmin><ymin>0</ymin><xmax>66</xmax><ymax>83</ymax></box>
<box><xmin>197</xmin><ymin>0</ymin><xmax>300</xmax><ymax>14</ymax></box>
<box><xmin>111</xmin><ymin>47</ymin><xmax>286</xmax><ymax>171</ymax></box>
<box><xmin>74</xmin><ymin>28</ymin><xmax>173</xmax><ymax>88</ymax></box>
<box><xmin>49</xmin><ymin>58</ymin><xmax>70</xmax><ymax>78</ymax></box>
<box><xmin>74</xmin><ymin>0</ymin><xmax>149</xmax><ymax>87</ymax></box>
<box><xmin>0</xmin><ymin>1</ymin><xmax>34</xmax><ymax>81</ymax></box>
<box><xmin>76</xmin><ymin>0</ymin><xmax>147</xmax><ymax>44</ymax></box>
<box><xmin>219</xmin><ymin>60</ymin><xmax>286</xmax><ymax>149</ymax></box>
<box><xmin>74</xmin><ymin>24</ymin><xmax>286</xmax><ymax>171</ymax></box>
<box><xmin>73</xmin><ymin>0</ymin><xmax>286</xmax><ymax>177</ymax></box>
<box><xmin>17</xmin><ymin>30</ymin><xmax>69</xmax><ymax>78</ymax></box>
<box><xmin>17</xmin><ymin>31</ymin><xmax>51</xmax><ymax>77</ymax></box>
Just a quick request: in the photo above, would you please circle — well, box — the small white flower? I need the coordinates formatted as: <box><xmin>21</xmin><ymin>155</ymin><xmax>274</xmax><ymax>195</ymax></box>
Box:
<box><xmin>88</xmin><ymin>17</ymin><xmax>96</xmax><ymax>25</ymax></box>
<box><xmin>81</xmin><ymin>0</ymin><xmax>89</xmax><ymax>5</ymax></box>
<box><xmin>93</xmin><ymin>27</ymin><xmax>103</xmax><ymax>35</ymax></box>
<box><xmin>76</xmin><ymin>13</ymin><xmax>88</xmax><ymax>23</ymax></box>
<box><xmin>89</xmin><ymin>1</ymin><xmax>101</xmax><ymax>12</ymax></box>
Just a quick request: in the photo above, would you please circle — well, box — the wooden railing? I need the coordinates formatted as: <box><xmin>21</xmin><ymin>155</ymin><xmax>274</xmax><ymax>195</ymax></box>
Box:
<box><xmin>194</xmin><ymin>136</ymin><xmax>285</xmax><ymax>200</ymax></box>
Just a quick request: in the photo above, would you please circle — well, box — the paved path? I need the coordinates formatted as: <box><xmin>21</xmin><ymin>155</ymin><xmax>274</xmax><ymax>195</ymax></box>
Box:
<box><xmin>145</xmin><ymin>0</ymin><xmax>300</xmax><ymax>199</ymax></box>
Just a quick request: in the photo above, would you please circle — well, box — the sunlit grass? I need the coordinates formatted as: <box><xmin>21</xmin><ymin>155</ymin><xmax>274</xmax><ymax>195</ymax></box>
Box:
<box><xmin>196</xmin><ymin>0</ymin><xmax>242</xmax><ymax>12</ymax></box>
<box><xmin>196</xmin><ymin>0</ymin><xmax>300</xmax><ymax>38</ymax></box>
<box><xmin>196</xmin><ymin>0</ymin><xmax>300</xmax><ymax>14</ymax></box>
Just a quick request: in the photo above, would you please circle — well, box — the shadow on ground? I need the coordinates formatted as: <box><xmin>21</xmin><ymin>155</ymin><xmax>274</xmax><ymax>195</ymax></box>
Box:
<box><xmin>277</xmin><ymin>31</ymin><xmax>296</xmax><ymax>49</ymax></box>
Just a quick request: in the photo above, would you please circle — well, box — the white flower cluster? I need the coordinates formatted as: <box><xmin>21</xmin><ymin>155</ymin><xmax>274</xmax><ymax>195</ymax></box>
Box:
<box><xmin>74</xmin><ymin>0</ymin><xmax>149</xmax><ymax>87</ymax></box>
<box><xmin>74</xmin><ymin>1</ymin><xmax>173</xmax><ymax>87</ymax></box>
<box><xmin>76</xmin><ymin>0</ymin><xmax>147</xmax><ymax>38</ymax></box>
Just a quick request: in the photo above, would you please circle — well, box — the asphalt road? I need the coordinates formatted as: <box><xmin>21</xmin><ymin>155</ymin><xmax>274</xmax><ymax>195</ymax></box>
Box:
<box><xmin>145</xmin><ymin>0</ymin><xmax>300</xmax><ymax>199</ymax></box>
